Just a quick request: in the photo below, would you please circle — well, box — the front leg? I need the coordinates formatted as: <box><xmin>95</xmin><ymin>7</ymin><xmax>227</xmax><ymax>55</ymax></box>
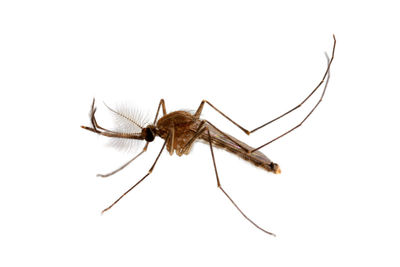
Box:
<box><xmin>101</xmin><ymin>132</ymin><xmax>170</xmax><ymax>213</ymax></box>
<box><xmin>153</xmin><ymin>99</ymin><xmax>167</xmax><ymax>124</ymax></box>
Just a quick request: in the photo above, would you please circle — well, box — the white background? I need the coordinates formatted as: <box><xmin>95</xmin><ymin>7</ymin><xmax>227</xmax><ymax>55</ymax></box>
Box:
<box><xmin>1</xmin><ymin>1</ymin><xmax>399</xmax><ymax>266</ymax></box>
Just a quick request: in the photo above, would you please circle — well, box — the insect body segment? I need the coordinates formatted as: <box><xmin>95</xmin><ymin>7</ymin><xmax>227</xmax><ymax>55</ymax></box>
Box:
<box><xmin>204</xmin><ymin>124</ymin><xmax>281</xmax><ymax>174</ymax></box>
<box><xmin>154</xmin><ymin>110</ymin><xmax>281</xmax><ymax>174</ymax></box>
<box><xmin>156</xmin><ymin>110</ymin><xmax>202</xmax><ymax>156</ymax></box>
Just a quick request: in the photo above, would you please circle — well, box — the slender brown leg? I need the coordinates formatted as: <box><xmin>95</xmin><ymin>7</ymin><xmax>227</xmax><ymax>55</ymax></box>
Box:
<box><xmin>101</xmin><ymin>133</ymin><xmax>170</xmax><ymax>214</ymax></box>
<box><xmin>179</xmin><ymin>120</ymin><xmax>207</xmax><ymax>155</ymax></box>
<box><xmin>167</xmin><ymin>127</ymin><xmax>175</xmax><ymax>155</ymax></box>
<box><xmin>206</xmin><ymin>129</ymin><xmax>275</xmax><ymax>236</ymax></box>
<box><xmin>81</xmin><ymin>99</ymin><xmax>151</xmax><ymax>177</ymax></box>
<box><xmin>251</xmin><ymin>51</ymin><xmax>332</xmax><ymax>152</ymax></box>
<box><xmin>153</xmin><ymin>99</ymin><xmax>167</xmax><ymax>124</ymax></box>
<box><xmin>194</xmin><ymin>100</ymin><xmax>250</xmax><ymax>134</ymax></box>
<box><xmin>205</xmin><ymin>120</ymin><xmax>251</xmax><ymax>153</ymax></box>
<box><xmin>97</xmin><ymin>143</ymin><xmax>149</xmax><ymax>178</ymax></box>
<box><xmin>195</xmin><ymin>35</ymin><xmax>336</xmax><ymax>152</ymax></box>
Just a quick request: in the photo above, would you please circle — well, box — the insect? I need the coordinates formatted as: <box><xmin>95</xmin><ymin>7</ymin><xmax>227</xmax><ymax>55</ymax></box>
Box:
<box><xmin>81</xmin><ymin>35</ymin><xmax>336</xmax><ymax>236</ymax></box>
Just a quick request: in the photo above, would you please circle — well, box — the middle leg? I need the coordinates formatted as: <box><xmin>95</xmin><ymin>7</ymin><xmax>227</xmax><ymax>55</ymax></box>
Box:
<box><xmin>206</xmin><ymin>128</ymin><xmax>275</xmax><ymax>236</ymax></box>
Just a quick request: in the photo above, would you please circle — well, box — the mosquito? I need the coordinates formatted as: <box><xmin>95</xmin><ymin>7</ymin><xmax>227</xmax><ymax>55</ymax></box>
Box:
<box><xmin>81</xmin><ymin>35</ymin><xmax>336</xmax><ymax>236</ymax></box>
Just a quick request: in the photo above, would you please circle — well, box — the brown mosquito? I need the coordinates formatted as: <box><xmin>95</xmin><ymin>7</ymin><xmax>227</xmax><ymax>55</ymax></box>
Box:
<box><xmin>81</xmin><ymin>35</ymin><xmax>336</xmax><ymax>236</ymax></box>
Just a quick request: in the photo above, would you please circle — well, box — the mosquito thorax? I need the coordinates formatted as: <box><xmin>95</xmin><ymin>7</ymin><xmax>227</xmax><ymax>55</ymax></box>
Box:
<box><xmin>144</xmin><ymin>127</ymin><xmax>155</xmax><ymax>142</ymax></box>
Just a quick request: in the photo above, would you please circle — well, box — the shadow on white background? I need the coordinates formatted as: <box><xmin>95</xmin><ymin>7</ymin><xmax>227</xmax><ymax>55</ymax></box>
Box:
<box><xmin>0</xmin><ymin>1</ymin><xmax>399</xmax><ymax>266</ymax></box>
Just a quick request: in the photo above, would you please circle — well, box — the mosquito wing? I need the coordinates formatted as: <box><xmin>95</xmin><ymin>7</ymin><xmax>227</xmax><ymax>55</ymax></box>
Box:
<box><xmin>202</xmin><ymin>122</ymin><xmax>280</xmax><ymax>173</ymax></box>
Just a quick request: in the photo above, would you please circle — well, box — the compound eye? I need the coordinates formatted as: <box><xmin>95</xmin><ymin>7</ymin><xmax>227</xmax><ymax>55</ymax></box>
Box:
<box><xmin>145</xmin><ymin>128</ymin><xmax>155</xmax><ymax>142</ymax></box>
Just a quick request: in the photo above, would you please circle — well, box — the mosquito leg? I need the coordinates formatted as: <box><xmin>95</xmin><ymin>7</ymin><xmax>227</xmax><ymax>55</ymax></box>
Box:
<box><xmin>205</xmin><ymin>120</ymin><xmax>251</xmax><ymax>153</ymax></box>
<box><xmin>153</xmin><ymin>99</ymin><xmax>167</xmax><ymax>124</ymax></box>
<box><xmin>101</xmin><ymin>132</ymin><xmax>170</xmax><ymax>214</ymax></box>
<box><xmin>194</xmin><ymin>100</ymin><xmax>250</xmax><ymax>134</ymax></box>
<box><xmin>181</xmin><ymin>119</ymin><xmax>250</xmax><ymax>155</ymax></box>
<box><xmin>195</xmin><ymin>35</ymin><xmax>336</xmax><ymax>137</ymax></box>
<box><xmin>167</xmin><ymin>127</ymin><xmax>175</xmax><ymax>155</ymax></box>
<box><xmin>179</xmin><ymin>121</ymin><xmax>207</xmax><ymax>155</ymax></box>
<box><xmin>97</xmin><ymin>143</ymin><xmax>149</xmax><ymax>178</ymax></box>
<box><xmin>206</xmin><ymin>128</ymin><xmax>275</xmax><ymax>236</ymax></box>
<box><xmin>251</xmin><ymin>50</ymin><xmax>333</xmax><ymax>153</ymax></box>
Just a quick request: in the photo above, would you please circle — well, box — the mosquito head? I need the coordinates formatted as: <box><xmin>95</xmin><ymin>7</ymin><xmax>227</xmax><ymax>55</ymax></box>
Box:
<box><xmin>143</xmin><ymin>125</ymin><xmax>156</xmax><ymax>142</ymax></box>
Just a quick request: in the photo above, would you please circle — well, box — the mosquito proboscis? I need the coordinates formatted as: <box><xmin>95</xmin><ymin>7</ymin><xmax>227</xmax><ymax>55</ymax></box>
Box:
<box><xmin>81</xmin><ymin>35</ymin><xmax>336</xmax><ymax>236</ymax></box>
